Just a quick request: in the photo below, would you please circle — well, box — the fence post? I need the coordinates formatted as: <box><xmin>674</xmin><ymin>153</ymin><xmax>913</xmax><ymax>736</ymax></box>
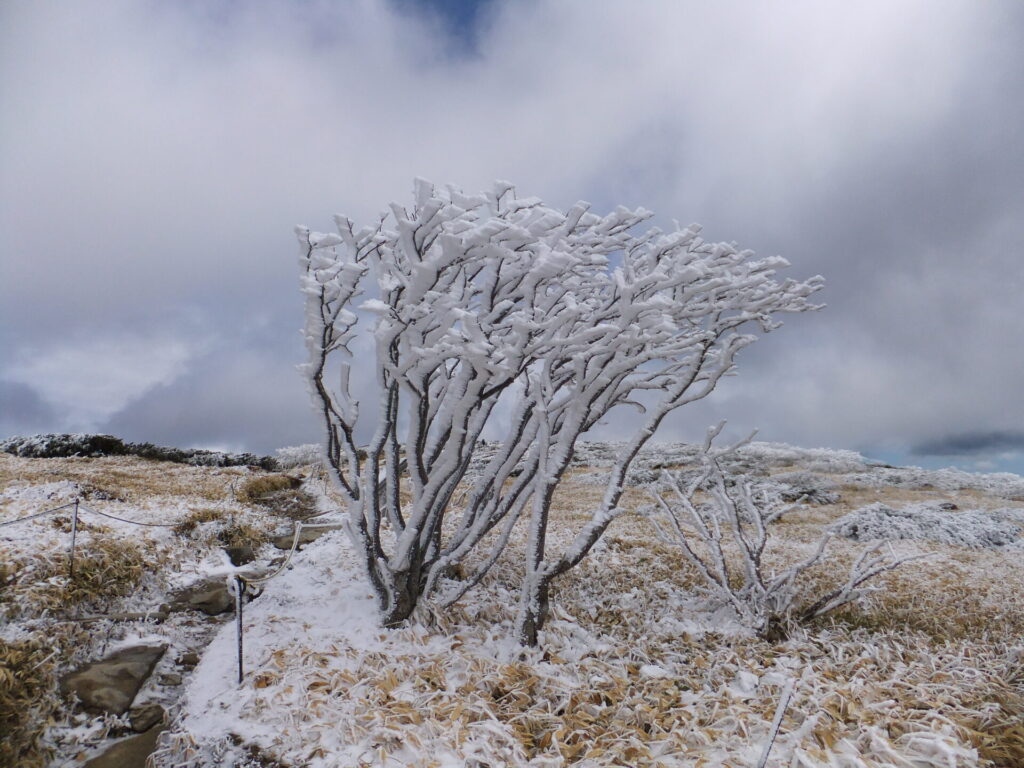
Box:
<box><xmin>68</xmin><ymin>499</ymin><xmax>80</xmax><ymax>580</ymax></box>
<box><xmin>234</xmin><ymin>575</ymin><xmax>245</xmax><ymax>684</ymax></box>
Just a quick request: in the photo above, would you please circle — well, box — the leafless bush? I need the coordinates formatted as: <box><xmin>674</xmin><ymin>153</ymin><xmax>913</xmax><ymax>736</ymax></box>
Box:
<box><xmin>649</xmin><ymin>423</ymin><xmax>925</xmax><ymax>639</ymax></box>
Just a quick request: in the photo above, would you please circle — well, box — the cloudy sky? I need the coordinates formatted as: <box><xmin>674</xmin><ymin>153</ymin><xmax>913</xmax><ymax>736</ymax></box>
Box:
<box><xmin>2</xmin><ymin>0</ymin><xmax>1022</xmax><ymax>472</ymax></box>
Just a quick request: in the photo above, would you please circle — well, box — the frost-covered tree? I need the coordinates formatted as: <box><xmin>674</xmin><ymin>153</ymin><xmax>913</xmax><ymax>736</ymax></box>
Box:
<box><xmin>298</xmin><ymin>179</ymin><xmax>823</xmax><ymax>644</ymax></box>
<box><xmin>649</xmin><ymin>423</ymin><xmax>925</xmax><ymax>639</ymax></box>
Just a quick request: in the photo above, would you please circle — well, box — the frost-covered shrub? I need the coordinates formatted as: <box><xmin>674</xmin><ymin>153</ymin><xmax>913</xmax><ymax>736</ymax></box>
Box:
<box><xmin>238</xmin><ymin>474</ymin><xmax>301</xmax><ymax>502</ymax></box>
<box><xmin>299</xmin><ymin>179</ymin><xmax>823</xmax><ymax>644</ymax></box>
<box><xmin>770</xmin><ymin>471</ymin><xmax>841</xmax><ymax>505</ymax></box>
<box><xmin>734</xmin><ymin>442</ymin><xmax>869</xmax><ymax>474</ymax></box>
<box><xmin>576</xmin><ymin>466</ymin><xmax>663</xmax><ymax>488</ymax></box>
<box><xmin>842</xmin><ymin>466</ymin><xmax>1024</xmax><ymax>500</ymax></box>
<box><xmin>626</xmin><ymin>466</ymin><xmax>661</xmax><ymax>486</ymax></box>
<box><xmin>1</xmin><ymin>434</ymin><xmax>277</xmax><ymax>469</ymax></box>
<box><xmin>772</xmin><ymin>470</ymin><xmax>832</xmax><ymax>488</ymax></box>
<box><xmin>275</xmin><ymin>444</ymin><xmax>323</xmax><ymax>469</ymax></box>
<box><xmin>569</xmin><ymin>442</ymin><xmax>625</xmax><ymax>468</ymax></box>
<box><xmin>832</xmin><ymin>503</ymin><xmax>1023</xmax><ymax>549</ymax></box>
<box><xmin>649</xmin><ymin>425</ymin><xmax>922</xmax><ymax>638</ymax></box>
<box><xmin>130</xmin><ymin>442</ymin><xmax>277</xmax><ymax>470</ymax></box>
<box><xmin>1</xmin><ymin>433</ymin><xmax>128</xmax><ymax>458</ymax></box>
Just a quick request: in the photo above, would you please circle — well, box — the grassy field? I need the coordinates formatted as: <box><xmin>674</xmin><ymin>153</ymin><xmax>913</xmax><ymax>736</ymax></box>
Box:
<box><xmin>2</xmin><ymin>445</ymin><xmax>1023</xmax><ymax>767</ymax></box>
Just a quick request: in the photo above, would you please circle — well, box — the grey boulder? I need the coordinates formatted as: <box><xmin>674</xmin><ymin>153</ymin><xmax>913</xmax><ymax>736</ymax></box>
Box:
<box><xmin>169</xmin><ymin>577</ymin><xmax>233</xmax><ymax>615</ymax></box>
<box><xmin>83</xmin><ymin>726</ymin><xmax>165</xmax><ymax>768</ymax></box>
<box><xmin>60</xmin><ymin>645</ymin><xmax>166</xmax><ymax>715</ymax></box>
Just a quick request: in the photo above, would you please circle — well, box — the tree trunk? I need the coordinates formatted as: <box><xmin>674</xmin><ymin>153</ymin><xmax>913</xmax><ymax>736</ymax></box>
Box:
<box><xmin>515</xmin><ymin>578</ymin><xmax>550</xmax><ymax>646</ymax></box>
<box><xmin>379</xmin><ymin>564</ymin><xmax>425</xmax><ymax>628</ymax></box>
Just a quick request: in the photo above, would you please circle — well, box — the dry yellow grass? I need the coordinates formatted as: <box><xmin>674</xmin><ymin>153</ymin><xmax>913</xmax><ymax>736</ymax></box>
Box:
<box><xmin>237</xmin><ymin>474</ymin><xmax>301</xmax><ymax>504</ymax></box>
<box><xmin>169</xmin><ymin>506</ymin><xmax>277</xmax><ymax>549</ymax></box>
<box><xmin>0</xmin><ymin>453</ymin><xmax>245</xmax><ymax>505</ymax></box>
<box><xmin>0</xmin><ymin>626</ymin><xmax>95</xmax><ymax>768</ymax></box>
<box><xmin>0</xmin><ymin>637</ymin><xmax>60</xmax><ymax>768</ymax></box>
<box><xmin>0</xmin><ymin>453</ymin><xmax>280</xmax><ymax>768</ymax></box>
<box><xmin>485</xmin><ymin>475</ymin><xmax>1024</xmax><ymax>762</ymax></box>
<box><xmin>144</xmin><ymin>463</ymin><xmax>1024</xmax><ymax>767</ymax></box>
<box><xmin>171</xmin><ymin>507</ymin><xmax>225</xmax><ymax>535</ymax></box>
<box><xmin>0</xmin><ymin>535</ymin><xmax>153</xmax><ymax>620</ymax></box>
<box><xmin>5</xmin><ymin>454</ymin><xmax>1024</xmax><ymax>768</ymax></box>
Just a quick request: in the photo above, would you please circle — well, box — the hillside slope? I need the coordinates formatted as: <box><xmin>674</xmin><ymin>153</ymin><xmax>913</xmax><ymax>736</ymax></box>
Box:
<box><xmin>2</xmin><ymin>443</ymin><xmax>1023</xmax><ymax>767</ymax></box>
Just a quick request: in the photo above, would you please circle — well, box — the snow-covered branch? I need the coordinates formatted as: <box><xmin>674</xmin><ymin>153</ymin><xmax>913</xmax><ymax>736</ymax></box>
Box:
<box><xmin>298</xmin><ymin>180</ymin><xmax>823</xmax><ymax>642</ymax></box>
<box><xmin>649</xmin><ymin>428</ymin><xmax>925</xmax><ymax>639</ymax></box>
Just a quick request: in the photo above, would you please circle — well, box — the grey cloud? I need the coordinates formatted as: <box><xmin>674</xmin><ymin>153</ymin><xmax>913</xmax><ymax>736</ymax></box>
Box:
<box><xmin>102</xmin><ymin>340</ymin><xmax>318</xmax><ymax>454</ymax></box>
<box><xmin>912</xmin><ymin>432</ymin><xmax>1024</xmax><ymax>457</ymax></box>
<box><xmin>0</xmin><ymin>380</ymin><xmax>55</xmax><ymax>434</ymax></box>
<box><xmin>2</xmin><ymin>1</ymin><xmax>1023</xmax><ymax>472</ymax></box>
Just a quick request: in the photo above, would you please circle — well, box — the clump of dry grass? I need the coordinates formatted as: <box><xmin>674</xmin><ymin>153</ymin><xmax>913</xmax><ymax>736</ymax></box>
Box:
<box><xmin>172</xmin><ymin>507</ymin><xmax>224</xmax><ymax>536</ymax></box>
<box><xmin>217</xmin><ymin>519</ymin><xmax>272</xmax><ymax>549</ymax></box>
<box><xmin>237</xmin><ymin>475</ymin><xmax>300</xmax><ymax>504</ymax></box>
<box><xmin>0</xmin><ymin>637</ymin><xmax>61</xmax><ymax>768</ymax></box>
<box><xmin>0</xmin><ymin>537</ymin><xmax>151</xmax><ymax>620</ymax></box>
<box><xmin>0</xmin><ymin>453</ymin><xmax>245</xmax><ymax>504</ymax></box>
<box><xmin>342</xmin><ymin>651</ymin><xmax>711</xmax><ymax>764</ymax></box>
<box><xmin>254</xmin><ymin>489</ymin><xmax>319</xmax><ymax>520</ymax></box>
<box><xmin>961</xmin><ymin>666</ymin><xmax>1024</xmax><ymax>768</ymax></box>
<box><xmin>0</xmin><ymin>624</ymin><xmax>109</xmax><ymax>768</ymax></box>
<box><xmin>236</xmin><ymin>474</ymin><xmax>318</xmax><ymax>521</ymax></box>
<box><xmin>812</xmin><ymin>549</ymin><xmax>1024</xmax><ymax>644</ymax></box>
<box><xmin>172</xmin><ymin>507</ymin><xmax>275</xmax><ymax>549</ymax></box>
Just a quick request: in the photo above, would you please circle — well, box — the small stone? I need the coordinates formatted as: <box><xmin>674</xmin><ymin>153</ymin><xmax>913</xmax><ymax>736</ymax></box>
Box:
<box><xmin>128</xmin><ymin>703</ymin><xmax>165</xmax><ymax>733</ymax></box>
<box><xmin>177</xmin><ymin>651</ymin><xmax>200</xmax><ymax>668</ymax></box>
<box><xmin>271</xmin><ymin>523</ymin><xmax>343</xmax><ymax>550</ymax></box>
<box><xmin>939</xmin><ymin>502</ymin><xmax>959</xmax><ymax>510</ymax></box>
<box><xmin>60</xmin><ymin>645</ymin><xmax>166</xmax><ymax>715</ymax></box>
<box><xmin>223</xmin><ymin>545</ymin><xmax>255</xmax><ymax>566</ymax></box>
<box><xmin>158</xmin><ymin>673</ymin><xmax>182</xmax><ymax>686</ymax></box>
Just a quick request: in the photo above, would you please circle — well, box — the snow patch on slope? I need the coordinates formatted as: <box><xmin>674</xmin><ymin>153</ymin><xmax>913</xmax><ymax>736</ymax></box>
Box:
<box><xmin>833</xmin><ymin>503</ymin><xmax>1024</xmax><ymax>548</ymax></box>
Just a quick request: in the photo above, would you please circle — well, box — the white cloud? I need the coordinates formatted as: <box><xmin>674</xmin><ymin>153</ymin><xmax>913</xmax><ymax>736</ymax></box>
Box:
<box><xmin>4</xmin><ymin>336</ymin><xmax>194</xmax><ymax>430</ymax></box>
<box><xmin>0</xmin><ymin>0</ymin><xmax>1021</xmax><ymax>468</ymax></box>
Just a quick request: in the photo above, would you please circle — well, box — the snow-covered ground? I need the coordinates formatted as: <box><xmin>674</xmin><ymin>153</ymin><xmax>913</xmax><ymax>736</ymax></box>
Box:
<box><xmin>0</xmin><ymin>454</ymin><xmax>301</xmax><ymax>767</ymax></box>
<box><xmin>3</xmin><ymin>443</ymin><xmax>1024</xmax><ymax>767</ymax></box>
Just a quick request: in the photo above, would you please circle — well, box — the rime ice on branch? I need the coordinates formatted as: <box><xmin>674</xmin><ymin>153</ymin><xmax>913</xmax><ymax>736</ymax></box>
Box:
<box><xmin>297</xmin><ymin>179</ymin><xmax>824</xmax><ymax>645</ymax></box>
<box><xmin>649</xmin><ymin>423</ymin><xmax>928</xmax><ymax>640</ymax></box>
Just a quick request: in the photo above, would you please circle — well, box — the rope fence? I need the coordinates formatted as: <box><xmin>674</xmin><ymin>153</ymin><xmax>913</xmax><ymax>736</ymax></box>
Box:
<box><xmin>0</xmin><ymin>501</ymin><xmax>78</xmax><ymax>528</ymax></box>
<box><xmin>2</xmin><ymin>496</ymin><xmax>344</xmax><ymax>686</ymax></box>
<box><xmin>0</xmin><ymin>500</ymin><xmax>178</xmax><ymax>529</ymax></box>
<box><xmin>79</xmin><ymin>505</ymin><xmax>179</xmax><ymax>527</ymax></box>
<box><xmin>1</xmin><ymin>498</ymin><xmax>185</xmax><ymax>581</ymax></box>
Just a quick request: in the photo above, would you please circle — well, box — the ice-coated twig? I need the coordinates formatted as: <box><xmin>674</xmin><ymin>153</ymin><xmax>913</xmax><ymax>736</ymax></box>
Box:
<box><xmin>756</xmin><ymin>677</ymin><xmax>796</xmax><ymax>768</ymax></box>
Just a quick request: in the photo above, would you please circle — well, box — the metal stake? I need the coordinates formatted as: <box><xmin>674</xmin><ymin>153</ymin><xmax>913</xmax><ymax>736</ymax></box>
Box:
<box><xmin>235</xmin><ymin>575</ymin><xmax>245</xmax><ymax>684</ymax></box>
<box><xmin>68</xmin><ymin>499</ymin><xmax>80</xmax><ymax>580</ymax></box>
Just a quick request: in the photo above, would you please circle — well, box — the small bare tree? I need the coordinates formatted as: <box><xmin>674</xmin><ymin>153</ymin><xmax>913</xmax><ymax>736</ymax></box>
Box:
<box><xmin>298</xmin><ymin>180</ymin><xmax>823</xmax><ymax>644</ymax></box>
<box><xmin>649</xmin><ymin>423</ymin><xmax>926</xmax><ymax>639</ymax></box>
